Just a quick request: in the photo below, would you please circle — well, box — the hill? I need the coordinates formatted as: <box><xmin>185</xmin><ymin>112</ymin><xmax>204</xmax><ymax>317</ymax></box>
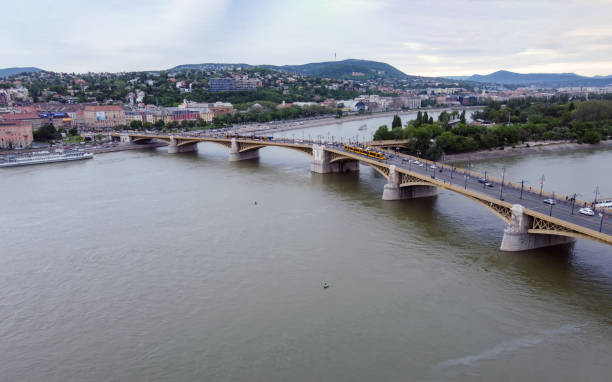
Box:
<box><xmin>168</xmin><ymin>63</ymin><xmax>253</xmax><ymax>72</ymax></box>
<box><xmin>463</xmin><ymin>70</ymin><xmax>612</xmax><ymax>87</ymax></box>
<box><xmin>169</xmin><ymin>59</ymin><xmax>413</xmax><ymax>81</ymax></box>
<box><xmin>266</xmin><ymin>59</ymin><xmax>412</xmax><ymax>80</ymax></box>
<box><xmin>0</xmin><ymin>67</ymin><xmax>43</xmax><ymax>78</ymax></box>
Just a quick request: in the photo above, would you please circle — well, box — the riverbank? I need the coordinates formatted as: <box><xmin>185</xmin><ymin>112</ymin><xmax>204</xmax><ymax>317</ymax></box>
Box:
<box><xmin>0</xmin><ymin>142</ymin><xmax>166</xmax><ymax>157</ymax></box>
<box><xmin>445</xmin><ymin>140</ymin><xmax>612</xmax><ymax>162</ymax></box>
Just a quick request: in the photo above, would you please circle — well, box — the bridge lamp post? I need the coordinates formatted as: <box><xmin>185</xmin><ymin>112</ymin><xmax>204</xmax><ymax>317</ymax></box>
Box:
<box><xmin>483</xmin><ymin>171</ymin><xmax>487</xmax><ymax>189</ymax></box>
<box><xmin>464</xmin><ymin>173</ymin><xmax>468</xmax><ymax>189</ymax></box>
<box><xmin>519</xmin><ymin>180</ymin><xmax>527</xmax><ymax>200</ymax></box>
<box><xmin>594</xmin><ymin>185</ymin><xmax>600</xmax><ymax>203</ymax></box>
<box><xmin>570</xmin><ymin>193</ymin><xmax>580</xmax><ymax>215</ymax></box>
<box><xmin>600</xmin><ymin>213</ymin><xmax>605</xmax><ymax>232</ymax></box>
<box><xmin>549</xmin><ymin>192</ymin><xmax>555</xmax><ymax>216</ymax></box>
<box><xmin>539</xmin><ymin>174</ymin><xmax>545</xmax><ymax>196</ymax></box>
<box><xmin>499</xmin><ymin>167</ymin><xmax>506</xmax><ymax>200</ymax></box>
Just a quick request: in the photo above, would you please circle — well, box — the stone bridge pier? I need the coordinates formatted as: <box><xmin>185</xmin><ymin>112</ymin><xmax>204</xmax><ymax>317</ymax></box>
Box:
<box><xmin>500</xmin><ymin>204</ymin><xmax>576</xmax><ymax>251</ymax></box>
<box><xmin>119</xmin><ymin>133</ymin><xmax>133</xmax><ymax>144</ymax></box>
<box><xmin>311</xmin><ymin>145</ymin><xmax>359</xmax><ymax>173</ymax></box>
<box><xmin>382</xmin><ymin>165</ymin><xmax>437</xmax><ymax>200</ymax></box>
<box><xmin>229</xmin><ymin>138</ymin><xmax>260</xmax><ymax>161</ymax></box>
<box><xmin>168</xmin><ymin>137</ymin><xmax>198</xmax><ymax>154</ymax></box>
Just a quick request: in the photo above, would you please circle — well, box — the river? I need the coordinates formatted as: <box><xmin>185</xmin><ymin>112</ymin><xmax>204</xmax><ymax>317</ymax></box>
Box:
<box><xmin>270</xmin><ymin>109</ymin><xmax>478</xmax><ymax>143</ymax></box>
<box><xmin>1</xmin><ymin>122</ymin><xmax>611</xmax><ymax>381</ymax></box>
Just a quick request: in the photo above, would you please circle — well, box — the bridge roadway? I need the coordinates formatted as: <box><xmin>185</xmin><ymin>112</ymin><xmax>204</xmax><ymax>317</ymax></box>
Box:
<box><xmin>112</xmin><ymin>132</ymin><xmax>612</xmax><ymax>251</ymax></box>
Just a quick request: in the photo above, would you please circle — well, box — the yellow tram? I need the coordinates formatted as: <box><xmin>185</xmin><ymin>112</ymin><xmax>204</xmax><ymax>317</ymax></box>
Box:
<box><xmin>343</xmin><ymin>145</ymin><xmax>386</xmax><ymax>160</ymax></box>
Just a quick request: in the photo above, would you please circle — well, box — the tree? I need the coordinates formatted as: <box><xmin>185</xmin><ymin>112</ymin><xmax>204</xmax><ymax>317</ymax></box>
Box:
<box><xmin>33</xmin><ymin>124</ymin><xmax>60</xmax><ymax>142</ymax></box>
<box><xmin>460</xmin><ymin>110</ymin><xmax>466</xmax><ymax>124</ymax></box>
<box><xmin>392</xmin><ymin>114</ymin><xmax>402</xmax><ymax>129</ymax></box>
<box><xmin>435</xmin><ymin>131</ymin><xmax>457</xmax><ymax>152</ymax></box>
<box><xmin>130</xmin><ymin>120</ymin><xmax>143</xmax><ymax>129</ymax></box>
<box><xmin>583</xmin><ymin>130</ymin><xmax>601</xmax><ymax>144</ymax></box>
<box><xmin>69</xmin><ymin>127</ymin><xmax>78</xmax><ymax>136</ymax></box>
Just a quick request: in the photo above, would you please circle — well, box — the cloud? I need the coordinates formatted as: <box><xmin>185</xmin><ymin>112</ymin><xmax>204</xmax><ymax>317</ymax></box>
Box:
<box><xmin>403</xmin><ymin>42</ymin><xmax>425</xmax><ymax>50</ymax></box>
<box><xmin>1</xmin><ymin>0</ymin><xmax>612</xmax><ymax>76</ymax></box>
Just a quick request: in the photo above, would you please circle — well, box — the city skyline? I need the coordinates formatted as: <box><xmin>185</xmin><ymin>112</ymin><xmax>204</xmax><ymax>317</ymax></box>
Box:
<box><xmin>2</xmin><ymin>0</ymin><xmax>612</xmax><ymax>77</ymax></box>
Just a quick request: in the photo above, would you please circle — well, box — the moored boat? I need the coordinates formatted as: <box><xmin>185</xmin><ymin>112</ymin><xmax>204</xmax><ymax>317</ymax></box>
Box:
<box><xmin>0</xmin><ymin>150</ymin><xmax>93</xmax><ymax>168</ymax></box>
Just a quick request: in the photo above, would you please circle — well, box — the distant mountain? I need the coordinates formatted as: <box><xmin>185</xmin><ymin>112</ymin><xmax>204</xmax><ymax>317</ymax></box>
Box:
<box><xmin>0</xmin><ymin>67</ymin><xmax>43</xmax><ymax>78</ymax></box>
<box><xmin>168</xmin><ymin>63</ymin><xmax>253</xmax><ymax>72</ymax></box>
<box><xmin>266</xmin><ymin>59</ymin><xmax>413</xmax><ymax>80</ymax></box>
<box><xmin>461</xmin><ymin>70</ymin><xmax>612</xmax><ymax>87</ymax></box>
<box><xmin>169</xmin><ymin>59</ymin><xmax>413</xmax><ymax>80</ymax></box>
<box><xmin>441</xmin><ymin>75</ymin><xmax>471</xmax><ymax>81</ymax></box>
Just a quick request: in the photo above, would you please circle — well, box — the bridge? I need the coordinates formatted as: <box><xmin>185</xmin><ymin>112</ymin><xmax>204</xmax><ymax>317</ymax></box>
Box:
<box><xmin>111</xmin><ymin>132</ymin><xmax>612</xmax><ymax>252</ymax></box>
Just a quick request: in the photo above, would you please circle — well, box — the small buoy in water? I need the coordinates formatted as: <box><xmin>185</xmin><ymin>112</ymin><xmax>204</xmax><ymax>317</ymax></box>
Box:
<box><xmin>322</xmin><ymin>282</ymin><xmax>329</xmax><ymax>289</ymax></box>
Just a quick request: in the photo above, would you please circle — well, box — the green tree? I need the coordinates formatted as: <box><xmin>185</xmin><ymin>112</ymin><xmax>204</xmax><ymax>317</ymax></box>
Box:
<box><xmin>33</xmin><ymin>124</ymin><xmax>60</xmax><ymax>142</ymax></box>
<box><xmin>392</xmin><ymin>114</ymin><xmax>402</xmax><ymax>129</ymax></box>
<box><xmin>130</xmin><ymin>120</ymin><xmax>143</xmax><ymax>129</ymax></box>
<box><xmin>583</xmin><ymin>130</ymin><xmax>601</xmax><ymax>144</ymax></box>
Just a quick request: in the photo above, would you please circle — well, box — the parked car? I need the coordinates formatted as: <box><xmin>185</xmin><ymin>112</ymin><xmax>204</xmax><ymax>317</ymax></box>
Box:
<box><xmin>578</xmin><ymin>207</ymin><xmax>595</xmax><ymax>216</ymax></box>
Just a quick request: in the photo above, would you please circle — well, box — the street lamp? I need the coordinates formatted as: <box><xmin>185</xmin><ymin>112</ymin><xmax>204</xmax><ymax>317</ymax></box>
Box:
<box><xmin>570</xmin><ymin>193</ymin><xmax>580</xmax><ymax>215</ymax></box>
<box><xmin>499</xmin><ymin>167</ymin><xmax>506</xmax><ymax>200</ymax></box>
<box><xmin>467</xmin><ymin>159</ymin><xmax>472</xmax><ymax>179</ymax></box>
<box><xmin>594</xmin><ymin>185</ymin><xmax>600</xmax><ymax>204</ymax></box>
<box><xmin>549</xmin><ymin>192</ymin><xmax>555</xmax><ymax>216</ymax></box>
<box><xmin>539</xmin><ymin>174</ymin><xmax>545</xmax><ymax>196</ymax></box>
<box><xmin>519</xmin><ymin>179</ymin><xmax>527</xmax><ymax>200</ymax></box>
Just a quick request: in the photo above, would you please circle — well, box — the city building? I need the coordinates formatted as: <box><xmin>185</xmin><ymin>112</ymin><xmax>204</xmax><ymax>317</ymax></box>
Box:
<box><xmin>208</xmin><ymin>102</ymin><xmax>235</xmax><ymax>118</ymax></box>
<box><xmin>209</xmin><ymin>77</ymin><xmax>261</xmax><ymax>92</ymax></box>
<box><xmin>0</xmin><ymin>112</ymin><xmax>45</xmax><ymax>129</ymax></box>
<box><xmin>80</xmin><ymin>105</ymin><xmax>126</xmax><ymax>130</ymax></box>
<box><xmin>0</xmin><ymin>122</ymin><xmax>33</xmax><ymax>149</ymax></box>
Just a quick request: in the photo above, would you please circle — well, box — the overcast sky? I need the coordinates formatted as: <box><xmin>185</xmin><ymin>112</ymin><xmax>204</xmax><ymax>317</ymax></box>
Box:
<box><xmin>2</xmin><ymin>0</ymin><xmax>612</xmax><ymax>76</ymax></box>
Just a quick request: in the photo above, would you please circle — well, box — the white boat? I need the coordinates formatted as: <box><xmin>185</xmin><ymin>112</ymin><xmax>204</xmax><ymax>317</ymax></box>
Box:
<box><xmin>0</xmin><ymin>150</ymin><xmax>94</xmax><ymax>168</ymax></box>
<box><xmin>358</xmin><ymin>124</ymin><xmax>368</xmax><ymax>131</ymax></box>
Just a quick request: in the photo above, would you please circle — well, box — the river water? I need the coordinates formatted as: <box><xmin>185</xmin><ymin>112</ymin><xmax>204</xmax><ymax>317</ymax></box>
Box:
<box><xmin>271</xmin><ymin>109</ymin><xmax>478</xmax><ymax>143</ymax></box>
<box><xmin>1</xmin><ymin>122</ymin><xmax>611</xmax><ymax>381</ymax></box>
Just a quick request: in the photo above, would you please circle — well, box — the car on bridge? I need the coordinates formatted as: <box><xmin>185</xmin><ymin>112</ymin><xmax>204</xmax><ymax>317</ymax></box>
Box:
<box><xmin>543</xmin><ymin>199</ymin><xmax>557</xmax><ymax>205</ymax></box>
<box><xmin>579</xmin><ymin>207</ymin><xmax>595</xmax><ymax>216</ymax></box>
<box><xmin>477</xmin><ymin>178</ymin><xmax>494</xmax><ymax>187</ymax></box>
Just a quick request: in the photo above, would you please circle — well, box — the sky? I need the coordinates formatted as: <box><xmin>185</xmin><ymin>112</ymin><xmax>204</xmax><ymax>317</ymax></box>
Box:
<box><xmin>2</xmin><ymin>0</ymin><xmax>612</xmax><ymax>77</ymax></box>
